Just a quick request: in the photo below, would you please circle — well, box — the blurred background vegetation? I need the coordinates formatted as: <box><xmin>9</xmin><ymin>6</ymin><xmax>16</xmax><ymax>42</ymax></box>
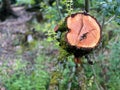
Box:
<box><xmin>0</xmin><ymin>0</ymin><xmax>120</xmax><ymax>90</ymax></box>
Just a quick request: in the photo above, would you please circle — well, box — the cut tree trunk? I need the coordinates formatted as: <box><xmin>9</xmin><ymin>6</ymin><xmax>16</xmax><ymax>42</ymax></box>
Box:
<box><xmin>54</xmin><ymin>12</ymin><xmax>101</xmax><ymax>89</ymax></box>
<box><xmin>66</xmin><ymin>13</ymin><xmax>101</xmax><ymax>49</ymax></box>
<box><xmin>55</xmin><ymin>12</ymin><xmax>101</xmax><ymax>58</ymax></box>
<box><xmin>0</xmin><ymin>0</ymin><xmax>18</xmax><ymax>21</ymax></box>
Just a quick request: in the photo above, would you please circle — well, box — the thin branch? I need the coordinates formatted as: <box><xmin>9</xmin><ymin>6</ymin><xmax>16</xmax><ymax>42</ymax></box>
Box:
<box><xmin>104</xmin><ymin>15</ymin><xmax>115</xmax><ymax>25</ymax></box>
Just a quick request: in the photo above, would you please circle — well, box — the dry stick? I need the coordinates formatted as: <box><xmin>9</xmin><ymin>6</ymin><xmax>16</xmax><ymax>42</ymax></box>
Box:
<box><xmin>101</xmin><ymin>14</ymin><xmax>115</xmax><ymax>30</ymax></box>
<box><xmin>104</xmin><ymin>15</ymin><xmax>116</xmax><ymax>25</ymax></box>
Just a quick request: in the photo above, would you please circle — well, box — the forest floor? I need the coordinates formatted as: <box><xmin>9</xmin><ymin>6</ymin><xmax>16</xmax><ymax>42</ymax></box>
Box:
<box><xmin>0</xmin><ymin>6</ymin><xmax>58</xmax><ymax>89</ymax></box>
<box><xmin>0</xmin><ymin>6</ymin><xmax>34</xmax><ymax>64</ymax></box>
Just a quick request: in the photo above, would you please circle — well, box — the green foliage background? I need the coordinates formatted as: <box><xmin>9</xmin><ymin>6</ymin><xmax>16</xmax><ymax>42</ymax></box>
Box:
<box><xmin>0</xmin><ymin>0</ymin><xmax>120</xmax><ymax>90</ymax></box>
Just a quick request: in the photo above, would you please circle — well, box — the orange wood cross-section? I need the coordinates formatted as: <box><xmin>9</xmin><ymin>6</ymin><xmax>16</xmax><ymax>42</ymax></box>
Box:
<box><xmin>66</xmin><ymin>13</ymin><xmax>101</xmax><ymax>49</ymax></box>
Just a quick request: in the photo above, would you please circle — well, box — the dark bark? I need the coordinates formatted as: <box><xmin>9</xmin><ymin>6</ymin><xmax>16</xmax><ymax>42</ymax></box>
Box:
<box><xmin>0</xmin><ymin>0</ymin><xmax>18</xmax><ymax>21</ymax></box>
<box><xmin>10</xmin><ymin>0</ymin><xmax>16</xmax><ymax>4</ymax></box>
<box><xmin>84</xmin><ymin>0</ymin><xmax>89</xmax><ymax>13</ymax></box>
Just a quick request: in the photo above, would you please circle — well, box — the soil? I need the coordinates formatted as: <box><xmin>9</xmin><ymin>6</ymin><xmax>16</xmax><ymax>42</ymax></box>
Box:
<box><xmin>0</xmin><ymin>6</ymin><xmax>36</xmax><ymax>64</ymax></box>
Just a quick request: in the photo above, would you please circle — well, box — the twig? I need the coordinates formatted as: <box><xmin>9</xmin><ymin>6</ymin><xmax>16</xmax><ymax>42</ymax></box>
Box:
<box><xmin>104</xmin><ymin>15</ymin><xmax>115</xmax><ymax>25</ymax></box>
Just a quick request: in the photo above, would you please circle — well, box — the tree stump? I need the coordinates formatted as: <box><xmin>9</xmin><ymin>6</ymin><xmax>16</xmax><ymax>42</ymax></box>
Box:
<box><xmin>54</xmin><ymin>12</ymin><xmax>101</xmax><ymax>90</ymax></box>
<box><xmin>55</xmin><ymin>13</ymin><xmax>101</xmax><ymax>62</ymax></box>
<box><xmin>66</xmin><ymin>13</ymin><xmax>101</xmax><ymax>49</ymax></box>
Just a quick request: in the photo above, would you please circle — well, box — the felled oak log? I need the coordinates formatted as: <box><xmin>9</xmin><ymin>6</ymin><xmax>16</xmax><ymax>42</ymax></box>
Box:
<box><xmin>55</xmin><ymin>13</ymin><xmax>101</xmax><ymax>63</ymax></box>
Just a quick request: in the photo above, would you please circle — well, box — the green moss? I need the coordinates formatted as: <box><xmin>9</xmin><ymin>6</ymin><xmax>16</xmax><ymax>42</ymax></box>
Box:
<box><xmin>58</xmin><ymin>49</ymin><xmax>70</xmax><ymax>61</ymax></box>
<box><xmin>50</xmin><ymin>71</ymin><xmax>62</xmax><ymax>85</ymax></box>
<box><xmin>55</xmin><ymin>19</ymin><xmax>73</xmax><ymax>59</ymax></box>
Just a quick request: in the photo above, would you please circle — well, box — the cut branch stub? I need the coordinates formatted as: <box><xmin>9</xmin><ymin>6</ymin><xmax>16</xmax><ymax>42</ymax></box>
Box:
<box><xmin>66</xmin><ymin>13</ymin><xmax>101</xmax><ymax>49</ymax></box>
